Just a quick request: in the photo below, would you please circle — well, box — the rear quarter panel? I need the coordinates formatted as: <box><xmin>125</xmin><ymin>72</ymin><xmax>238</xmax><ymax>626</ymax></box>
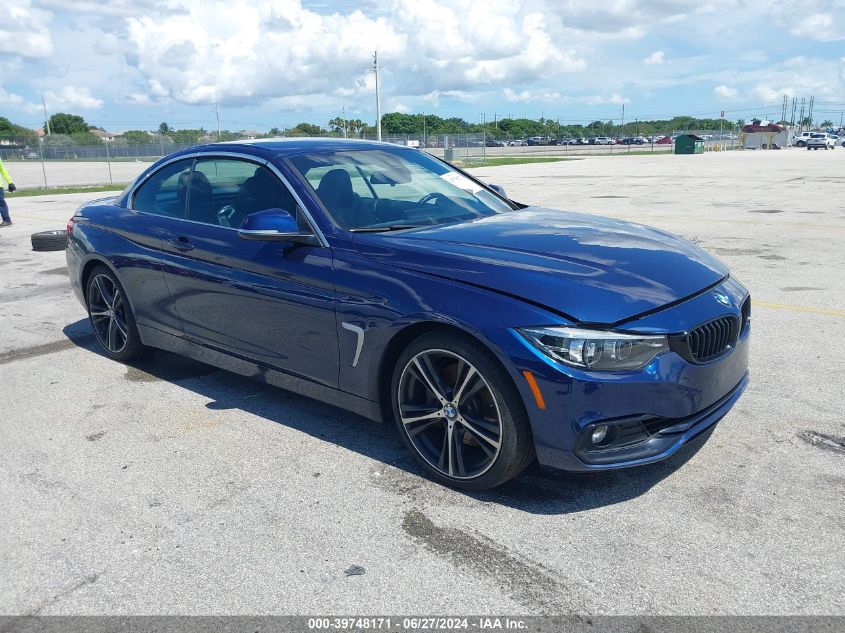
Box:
<box><xmin>69</xmin><ymin>199</ymin><xmax>183</xmax><ymax>335</ymax></box>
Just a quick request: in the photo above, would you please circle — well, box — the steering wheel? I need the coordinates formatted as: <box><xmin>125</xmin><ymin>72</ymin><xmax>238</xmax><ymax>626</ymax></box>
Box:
<box><xmin>217</xmin><ymin>205</ymin><xmax>236</xmax><ymax>227</ymax></box>
<box><xmin>416</xmin><ymin>192</ymin><xmax>449</xmax><ymax>206</ymax></box>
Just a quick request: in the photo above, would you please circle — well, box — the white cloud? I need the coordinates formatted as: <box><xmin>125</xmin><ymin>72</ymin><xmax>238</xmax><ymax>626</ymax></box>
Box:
<box><xmin>503</xmin><ymin>88</ymin><xmax>562</xmax><ymax>103</ymax></box>
<box><xmin>790</xmin><ymin>13</ymin><xmax>840</xmax><ymax>40</ymax></box>
<box><xmin>420</xmin><ymin>90</ymin><xmax>483</xmax><ymax>107</ymax></box>
<box><xmin>0</xmin><ymin>0</ymin><xmax>841</xmax><ymax>125</ymax></box>
<box><xmin>584</xmin><ymin>93</ymin><xmax>630</xmax><ymax>105</ymax></box>
<box><xmin>772</xmin><ymin>1</ymin><xmax>845</xmax><ymax>41</ymax></box>
<box><xmin>0</xmin><ymin>85</ymin><xmax>39</xmax><ymax>112</ymax></box>
<box><xmin>123</xmin><ymin>0</ymin><xmax>585</xmax><ymax>107</ymax></box>
<box><xmin>644</xmin><ymin>51</ymin><xmax>665</xmax><ymax>65</ymax></box>
<box><xmin>750</xmin><ymin>84</ymin><xmax>782</xmax><ymax>103</ymax></box>
<box><xmin>44</xmin><ymin>86</ymin><xmax>103</xmax><ymax>110</ymax></box>
<box><xmin>714</xmin><ymin>84</ymin><xmax>739</xmax><ymax>99</ymax></box>
<box><xmin>0</xmin><ymin>0</ymin><xmax>54</xmax><ymax>57</ymax></box>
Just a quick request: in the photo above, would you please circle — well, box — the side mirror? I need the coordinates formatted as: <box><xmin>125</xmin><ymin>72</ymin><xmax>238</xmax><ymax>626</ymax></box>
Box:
<box><xmin>238</xmin><ymin>208</ymin><xmax>319</xmax><ymax>245</ymax></box>
<box><xmin>488</xmin><ymin>183</ymin><xmax>507</xmax><ymax>198</ymax></box>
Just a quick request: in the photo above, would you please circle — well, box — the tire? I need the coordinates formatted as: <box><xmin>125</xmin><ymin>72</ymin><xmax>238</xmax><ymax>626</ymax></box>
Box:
<box><xmin>85</xmin><ymin>265</ymin><xmax>147</xmax><ymax>361</ymax></box>
<box><xmin>31</xmin><ymin>230</ymin><xmax>68</xmax><ymax>252</ymax></box>
<box><xmin>796</xmin><ymin>141</ymin><xmax>806</xmax><ymax>147</ymax></box>
<box><xmin>391</xmin><ymin>330</ymin><xmax>534</xmax><ymax>490</ymax></box>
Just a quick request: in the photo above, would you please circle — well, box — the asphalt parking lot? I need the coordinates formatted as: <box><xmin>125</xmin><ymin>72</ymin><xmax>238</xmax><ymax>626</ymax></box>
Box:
<box><xmin>1</xmin><ymin>150</ymin><xmax>843</xmax><ymax>615</ymax></box>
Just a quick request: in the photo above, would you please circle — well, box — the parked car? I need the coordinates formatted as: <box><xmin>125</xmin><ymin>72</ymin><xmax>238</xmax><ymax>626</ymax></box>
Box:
<box><xmin>806</xmin><ymin>133</ymin><xmax>836</xmax><ymax>150</ymax></box>
<box><xmin>22</xmin><ymin>149</ymin><xmax>39</xmax><ymax>159</ymax></box>
<box><xmin>793</xmin><ymin>132</ymin><xmax>813</xmax><ymax>147</ymax></box>
<box><xmin>485</xmin><ymin>139</ymin><xmax>506</xmax><ymax>147</ymax></box>
<box><xmin>655</xmin><ymin>136</ymin><xmax>673</xmax><ymax>145</ymax></box>
<box><xmin>526</xmin><ymin>136</ymin><xmax>555</xmax><ymax>146</ymax></box>
<box><xmin>67</xmin><ymin>138</ymin><xmax>750</xmax><ymax>490</ymax></box>
<box><xmin>508</xmin><ymin>139</ymin><xmax>527</xmax><ymax>146</ymax></box>
<box><xmin>593</xmin><ymin>136</ymin><xmax>615</xmax><ymax>145</ymax></box>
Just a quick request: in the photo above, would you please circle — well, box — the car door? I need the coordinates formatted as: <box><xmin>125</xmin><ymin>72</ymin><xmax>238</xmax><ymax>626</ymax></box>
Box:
<box><xmin>119</xmin><ymin>157</ymin><xmax>194</xmax><ymax>335</ymax></box>
<box><xmin>159</xmin><ymin>155</ymin><xmax>339</xmax><ymax>388</ymax></box>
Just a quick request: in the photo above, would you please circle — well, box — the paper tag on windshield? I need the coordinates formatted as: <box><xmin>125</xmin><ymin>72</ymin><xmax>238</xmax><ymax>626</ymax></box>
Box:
<box><xmin>440</xmin><ymin>171</ymin><xmax>483</xmax><ymax>194</ymax></box>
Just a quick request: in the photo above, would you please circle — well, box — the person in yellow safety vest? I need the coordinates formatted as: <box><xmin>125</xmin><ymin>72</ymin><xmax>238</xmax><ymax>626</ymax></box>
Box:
<box><xmin>0</xmin><ymin>157</ymin><xmax>16</xmax><ymax>227</ymax></box>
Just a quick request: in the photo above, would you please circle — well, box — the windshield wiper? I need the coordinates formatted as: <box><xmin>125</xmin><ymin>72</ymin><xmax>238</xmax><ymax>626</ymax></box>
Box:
<box><xmin>349</xmin><ymin>224</ymin><xmax>425</xmax><ymax>232</ymax></box>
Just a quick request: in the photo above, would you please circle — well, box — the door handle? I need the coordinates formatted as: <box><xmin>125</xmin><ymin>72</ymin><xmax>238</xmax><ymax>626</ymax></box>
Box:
<box><xmin>167</xmin><ymin>236</ymin><xmax>194</xmax><ymax>251</ymax></box>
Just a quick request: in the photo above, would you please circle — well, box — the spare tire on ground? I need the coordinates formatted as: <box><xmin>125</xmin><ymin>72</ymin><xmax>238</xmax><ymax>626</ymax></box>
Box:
<box><xmin>31</xmin><ymin>230</ymin><xmax>68</xmax><ymax>252</ymax></box>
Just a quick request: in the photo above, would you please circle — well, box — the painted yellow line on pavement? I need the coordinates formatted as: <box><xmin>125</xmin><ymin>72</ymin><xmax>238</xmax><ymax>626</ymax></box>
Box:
<box><xmin>753</xmin><ymin>300</ymin><xmax>845</xmax><ymax>318</ymax></box>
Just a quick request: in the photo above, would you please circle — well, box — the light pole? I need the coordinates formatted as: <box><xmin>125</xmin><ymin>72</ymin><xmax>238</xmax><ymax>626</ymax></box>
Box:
<box><xmin>214</xmin><ymin>101</ymin><xmax>221</xmax><ymax>140</ymax></box>
<box><xmin>42</xmin><ymin>95</ymin><xmax>51</xmax><ymax>135</ymax></box>
<box><xmin>373</xmin><ymin>51</ymin><xmax>382</xmax><ymax>141</ymax></box>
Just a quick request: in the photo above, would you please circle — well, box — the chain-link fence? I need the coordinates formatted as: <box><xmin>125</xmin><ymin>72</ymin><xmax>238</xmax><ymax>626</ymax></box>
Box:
<box><xmin>360</xmin><ymin>132</ymin><xmax>740</xmax><ymax>162</ymax></box>
<box><xmin>0</xmin><ymin>131</ymin><xmax>741</xmax><ymax>189</ymax></box>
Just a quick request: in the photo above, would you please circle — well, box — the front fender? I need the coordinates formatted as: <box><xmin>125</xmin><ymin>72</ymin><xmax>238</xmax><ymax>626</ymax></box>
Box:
<box><xmin>332</xmin><ymin>244</ymin><xmax>567</xmax><ymax>409</ymax></box>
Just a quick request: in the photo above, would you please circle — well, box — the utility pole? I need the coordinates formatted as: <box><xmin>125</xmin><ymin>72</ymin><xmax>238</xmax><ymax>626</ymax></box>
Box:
<box><xmin>620</xmin><ymin>103</ymin><xmax>625</xmax><ymax>137</ymax></box>
<box><xmin>342</xmin><ymin>106</ymin><xmax>347</xmax><ymax>138</ymax></box>
<box><xmin>373</xmin><ymin>51</ymin><xmax>382</xmax><ymax>141</ymax></box>
<box><xmin>807</xmin><ymin>95</ymin><xmax>814</xmax><ymax>130</ymax></box>
<box><xmin>214</xmin><ymin>101</ymin><xmax>221</xmax><ymax>140</ymax></box>
<box><xmin>42</xmin><ymin>95</ymin><xmax>51</xmax><ymax>135</ymax></box>
<box><xmin>798</xmin><ymin>98</ymin><xmax>805</xmax><ymax>132</ymax></box>
<box><xmin>790</xmin><ymin>98</ymin><xmax>797</xmax><ymax>128</ymax></box>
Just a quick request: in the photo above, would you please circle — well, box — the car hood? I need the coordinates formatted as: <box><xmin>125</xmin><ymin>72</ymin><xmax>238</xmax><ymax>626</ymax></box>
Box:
<box><xmin>353</xmin><ymin>207</ymin><xmax>728</xmax><ymax>324</ymax></box>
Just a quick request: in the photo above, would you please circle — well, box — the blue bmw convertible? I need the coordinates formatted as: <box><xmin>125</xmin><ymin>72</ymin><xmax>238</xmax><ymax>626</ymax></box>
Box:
<box><xmin>66</xmin><ymin>138</ymin><xmax>749</xmax><ymax>490</ymax></box>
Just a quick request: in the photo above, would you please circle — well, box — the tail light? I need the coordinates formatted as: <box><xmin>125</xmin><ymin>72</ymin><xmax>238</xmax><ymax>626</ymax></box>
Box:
<box><xmin>66</xmin><ymin>215</ymin><xmax>75</xmax><ymax>235</ymax></box>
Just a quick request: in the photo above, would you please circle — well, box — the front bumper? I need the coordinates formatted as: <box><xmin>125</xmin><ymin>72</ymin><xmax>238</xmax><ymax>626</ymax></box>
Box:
<box><xmin>568</xmin><ymin>372</ymin><xmax>747</xmax><ymax>470</ymax></box>
<box><xmin>485</xmin><ymin>279</ymin><xmax>750</xmax><ymax>472</ymax></box>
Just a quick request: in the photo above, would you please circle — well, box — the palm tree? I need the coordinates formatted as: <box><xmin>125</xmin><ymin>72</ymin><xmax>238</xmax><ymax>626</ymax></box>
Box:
<box><xmin>820</xmin><ymin>120</ymin><xmax>833</xmax><ymax>128</ymax></box>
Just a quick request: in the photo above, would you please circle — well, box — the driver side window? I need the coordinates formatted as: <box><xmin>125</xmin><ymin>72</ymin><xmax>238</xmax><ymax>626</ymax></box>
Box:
<box><xmin>132</xmin><ymin>159</ymin><xmax>193</xmax><ymax>217</ymax></box>
<box><xmin>187</xmin><ymin>158</ymin><xmax>297</xmax><ymax>228</ymax></box>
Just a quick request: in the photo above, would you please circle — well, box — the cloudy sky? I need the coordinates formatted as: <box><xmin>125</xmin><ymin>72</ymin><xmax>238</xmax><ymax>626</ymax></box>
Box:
<box><xmin>1</xmin><ymin>0</ymin><xmax>844</xmax><ymax>132</ymax></box>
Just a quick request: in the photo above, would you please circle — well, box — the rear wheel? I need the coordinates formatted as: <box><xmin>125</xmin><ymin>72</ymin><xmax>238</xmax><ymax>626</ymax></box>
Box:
<box><xmin>391</xmin><ymin>331</ymin><xmax>534</xmax><ymax>490</ymax></box>
<box><xmin>86</xmin><ymin>266</ymin><xmax>147</xmax><ymax>361</ymax></box>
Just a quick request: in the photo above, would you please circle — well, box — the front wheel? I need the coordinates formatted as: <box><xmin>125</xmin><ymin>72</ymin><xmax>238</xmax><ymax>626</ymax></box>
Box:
<box><xmin>391</xmin><ymin>331</ymin><xmax>534</xmax><ymax>490</ymax></box>
<box><xmin>86</xmin><ymin>265</ymin><xmax>147</xmax><ymax>361</ymax></box>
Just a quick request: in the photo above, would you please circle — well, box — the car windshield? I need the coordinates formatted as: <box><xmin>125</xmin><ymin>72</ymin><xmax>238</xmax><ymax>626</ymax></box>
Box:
<box><xmin>288</xmin><ymin>148</ymin><xmax>513</xmax><ymax>231</ymax></box>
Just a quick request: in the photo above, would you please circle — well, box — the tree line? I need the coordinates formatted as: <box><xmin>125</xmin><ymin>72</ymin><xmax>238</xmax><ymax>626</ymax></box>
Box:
<box><xmin>4</xmin><ymin>110</ymin><xmax>835</xmax><ymax>148</ymax></box>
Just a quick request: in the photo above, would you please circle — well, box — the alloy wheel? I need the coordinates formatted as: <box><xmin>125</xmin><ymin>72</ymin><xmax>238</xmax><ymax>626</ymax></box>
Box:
<box><xmin>397</xmin><ymin>349</ymin><xmax>503</xmax><ymax>479</ymax></box>
<box><xmin>88</xmin><ymin>274</ymin><xmax>129</xmax><ymax>354</ymax></box>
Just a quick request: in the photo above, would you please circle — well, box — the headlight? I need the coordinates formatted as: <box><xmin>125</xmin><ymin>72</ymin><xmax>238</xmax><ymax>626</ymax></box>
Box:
<box><xmin>518</xmin><ymin>326</ymin><xmax>669</xmax><ymax>371</ymax></box>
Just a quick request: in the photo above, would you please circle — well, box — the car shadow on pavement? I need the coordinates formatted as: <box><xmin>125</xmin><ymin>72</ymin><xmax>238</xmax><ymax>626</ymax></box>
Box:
<box><xmin>64</xmin><ymin>319</ymin><xmax>712</xmax><ymax>516</ymax></box>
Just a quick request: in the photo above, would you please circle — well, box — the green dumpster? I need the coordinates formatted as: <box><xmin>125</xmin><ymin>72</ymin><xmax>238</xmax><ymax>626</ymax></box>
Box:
<box><xmin>675</xmin><ymin>134</ymin><xmax>705</xmax><ymax>154</ymax></box>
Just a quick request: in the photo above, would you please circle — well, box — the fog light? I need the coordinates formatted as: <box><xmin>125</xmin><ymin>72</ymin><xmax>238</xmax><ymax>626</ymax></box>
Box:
<box><xmin>591</xmin><ymin>425</ymin><xmax>609</xmax><ymax>445</ymax></box>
